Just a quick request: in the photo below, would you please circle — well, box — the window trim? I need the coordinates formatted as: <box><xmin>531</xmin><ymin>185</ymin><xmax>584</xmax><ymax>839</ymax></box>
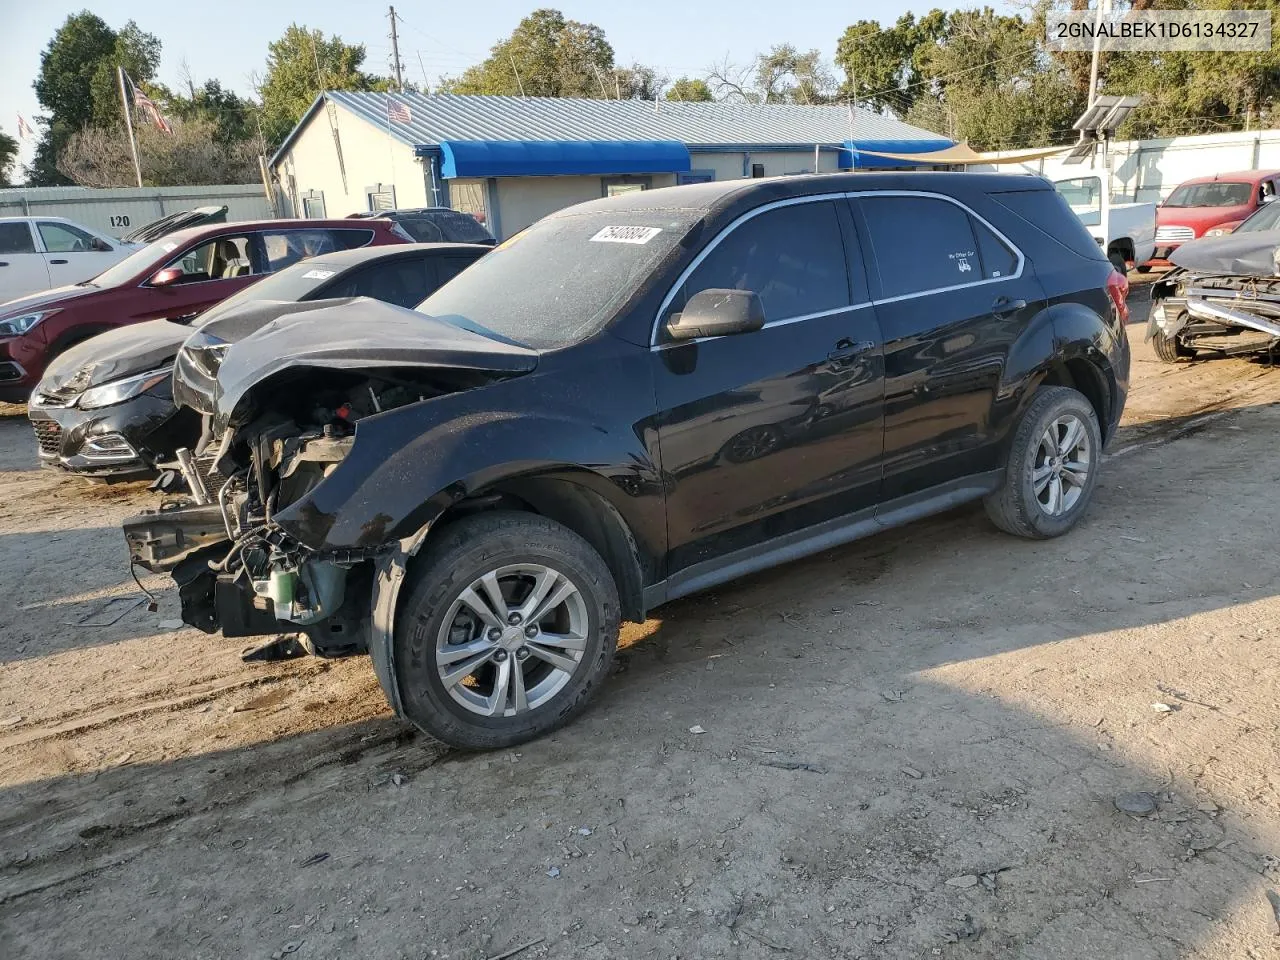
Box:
<box><xmin>648</xmin><ymin>190</ymin><xmax>1025</xmax><ymax>347</ymax></box>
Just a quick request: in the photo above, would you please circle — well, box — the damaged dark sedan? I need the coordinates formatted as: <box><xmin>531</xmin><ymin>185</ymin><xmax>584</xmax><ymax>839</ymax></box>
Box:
<box><xmin>1148</xmin><ymin>229</ymin><xmax>1280</xmax><ymax>362</ymax></box>
<box><xmin>124</xmin><ymin>173</ymin><xmax>1130</xmax><ymax>749</ymax></box>
<box><xmin>30</xmin><ymin>244</ymin><xmax>487</xmax><ymax>479</ymax></box>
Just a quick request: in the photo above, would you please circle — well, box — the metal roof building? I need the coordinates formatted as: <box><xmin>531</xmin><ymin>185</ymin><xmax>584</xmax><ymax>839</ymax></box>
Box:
<box><xmin>269</xmin><ymin>91</ymin><xmax>950</xmax><ymax>239</ymax></box>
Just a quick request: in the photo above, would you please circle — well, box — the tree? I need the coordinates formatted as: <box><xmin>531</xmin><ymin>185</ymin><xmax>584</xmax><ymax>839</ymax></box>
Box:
<box><xmin>442</xmin><ymin>9</ymin><xmax>616</xmax><ymax>97</ymax></box>
<box><xmin>836</xmin><ymin>12</ymin><xmax>946</xmax><ymax>114</ymax></box>
<box><xmin>706</xmin><ymin>44</ymin><xmax>836</xmax><ymax>104</ymax></box>
<box><xmin>257</xmin><ymin>24</ymin><xmax>385</xmax><ymax>147</ymax></box>
<box><xmin>29</xmin><ymin>13</ymin><xmax>162</xmax><ymax>185</ymax></box>
<box><xmin>169</xmin><ymin>79</ymin><xmax>260</xmax><ymax>145</ymax></box>
<box><xmin>57</xmin><ymin>117</ymin><xmax>261</xmax><ymax>187</ymax></box>
<box><xmin>665</xmin><ymin>77</ymin><xmax>713</xmax><ymax>102</ymax></box>
<box><xmin>0</xmin><ymin>129</ymin><xmax>17</xmax><ymax>187</ymax></box>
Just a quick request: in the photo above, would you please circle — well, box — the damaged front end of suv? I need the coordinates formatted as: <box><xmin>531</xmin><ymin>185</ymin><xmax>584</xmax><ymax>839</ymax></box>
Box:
<box><xmin>1148</xmin><ymin>232</ymin><xmax>1280</xmax><ymax>362</ymax></box>
<box><xmin>123</xmin><ymin>299</ymin><xmax>538</xmax><ymax>661</ymax></box>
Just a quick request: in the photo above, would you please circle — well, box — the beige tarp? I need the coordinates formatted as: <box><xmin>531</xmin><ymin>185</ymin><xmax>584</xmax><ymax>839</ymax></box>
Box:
<box><xmin>853</xmin><ymin>142</ymin><xmax>1070</xmax><ymax>166</ymax></box>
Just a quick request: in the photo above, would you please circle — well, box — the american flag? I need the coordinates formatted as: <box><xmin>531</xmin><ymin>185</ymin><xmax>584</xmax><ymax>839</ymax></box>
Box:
<box><xmin>16</xmin><ymin>114</ymin><xmax>34</xmax><ymax>140</ymax></box>
<box><xmin>126</xmin><ymin>73</ymin><xmax>173</xmax><ymax>134</ymax></box>
<box><xmin>387</xmin><ymin>98</ymin><xmax>412</xmax><ymax>124</ymax></box>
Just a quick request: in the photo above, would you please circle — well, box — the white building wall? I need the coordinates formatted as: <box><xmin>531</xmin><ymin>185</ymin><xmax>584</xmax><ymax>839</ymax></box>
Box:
<box><xmin>273</xmin><ymin>104</ymin><xmax>427</xmax><ymax>218</ymax></box>
<box><xmin>688</xmin><ymin>149</ymin><xmax>843</xmax><ymax>182</ymax></box>
<box><xmin>984</xmin><ymin>128</ymin><xmax>1280</xmax><ymax>203</ymax></box>
<box><xmin>492</xmin><ymin>173</ymin><xmax>678</xmax><ymax>238</ymax></box>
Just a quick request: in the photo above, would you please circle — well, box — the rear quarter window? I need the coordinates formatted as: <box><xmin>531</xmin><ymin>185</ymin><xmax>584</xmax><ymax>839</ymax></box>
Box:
<box><xmin>990</xmin><ymin>189</ymin><xmax>1107</xmax><ymax>262</ymax></box>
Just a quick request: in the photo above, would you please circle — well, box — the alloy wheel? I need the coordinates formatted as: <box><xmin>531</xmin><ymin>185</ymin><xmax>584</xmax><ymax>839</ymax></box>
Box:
<box><xmin>1032</xmin><ymin>414</ymin><xmax>1091</xmax><ymax>517</ymax></box>
<box><xmin>435</xmin><ymin>563</ymin><xmax>589</xmax><ymax>717</ymax></box>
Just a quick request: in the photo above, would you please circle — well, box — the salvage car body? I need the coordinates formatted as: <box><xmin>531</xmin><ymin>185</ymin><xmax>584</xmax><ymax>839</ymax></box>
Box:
<box><xmin>1148</xmin><ymin>231</ymin><xmax>1280</xmax><ymax>359</ymax></box>
<box><xmin>124</xmin><ymin>172</ymin><xmax>1130</xmax><ymax>717</ymax></box>
<box><xmin>28</xmin><ymin>244</ymin><xmax>487</xmax><ymax>478</ymax></box>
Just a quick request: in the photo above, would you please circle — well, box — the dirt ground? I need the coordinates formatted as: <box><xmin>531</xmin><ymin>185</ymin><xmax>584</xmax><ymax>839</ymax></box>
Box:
<box><xmin>3</xmin><ymin>279</ymin><xmax>1280</xmax><ymax>960</ymax></box>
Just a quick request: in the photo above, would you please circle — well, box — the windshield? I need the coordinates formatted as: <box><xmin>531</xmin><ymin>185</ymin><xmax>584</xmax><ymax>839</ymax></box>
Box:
<box><xmin>415</xmin><ymin>208</ymin><xmax>701</xmax><ymax>349</ymax></box>
<box><xmin>1164</xmin><ymin>182</ymin><xmax>1253</xmax><ymax>208</ymax></box>
<box><xmin>397</xmin><ymin>211</ymin><xmax>495</xmax><ymax>244</ymax></box>
<box><xmin>85</xmin><ymin>238</ymin><xmax>175</xmax><ymax>288</ymax></box>
<box><xmin>193</xmin><ymin>259</ymin><xmax>341</xmax><ymax>325</ymax></box>
<box><xmin>1237</xmin><ymin>201</ymin><xmax>1280</xmax><ymax>232</ymax></box>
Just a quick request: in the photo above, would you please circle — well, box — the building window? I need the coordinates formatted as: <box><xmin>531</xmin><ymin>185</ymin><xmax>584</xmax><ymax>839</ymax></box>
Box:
<box><xmin>366</xmin><ymin>183</ymin><xmax>397</xmax><ymax>212</ymax></box>
<box><xmin>678</xmin><ymin>170</ymin><xmax>715</xmax><ymax>185</ymax></box>
<box><xmin>300</xmin><ymin>190</ymin><xmax>326</xmax><ymax>219</ymax></box>
<box><xmin>602</xmin><ymin>176</ymin><xmax>651</xmax><ymax>197</ymax></box>
<box><xmin>450</xmin><ymin>180</ymin><xmax>489</xmax><ymax>229</ymax></box>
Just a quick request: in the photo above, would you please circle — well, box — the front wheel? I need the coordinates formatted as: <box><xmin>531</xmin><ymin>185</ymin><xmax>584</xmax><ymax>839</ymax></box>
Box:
<box><xmin>394</xmin><ymin>511</ymin><xmax>619</xmax><ymax>749</ymax></box>
<box><xmin>1152</xmin><ymin>330</ymin><xmax>1192</xmax><ymax>363</ymax></box>
<box><xmin>984</xmin><ymin>386</ymin><xmax>1103</xmax><ymax>540</ymax></box>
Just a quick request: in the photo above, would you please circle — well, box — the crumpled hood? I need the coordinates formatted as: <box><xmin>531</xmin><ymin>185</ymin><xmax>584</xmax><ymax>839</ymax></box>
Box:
<box><xmin>1170</xmin><ymin>230</ymin><xmax>1280</xmax><ymax>277</ymax></box>
<box><xmin>212</xmin><ymin>297</ymin><xmax>539</xmax><ymax>427</ymax></box>
<box><xmin>38</xmin><ymin>319</ymin><xmax>189</xmax><ymax>395</ymax></box>
<box><xmin>0</xmin><ymin>283</ymin><xmax>101</xmax><ymax>319</ymax></box>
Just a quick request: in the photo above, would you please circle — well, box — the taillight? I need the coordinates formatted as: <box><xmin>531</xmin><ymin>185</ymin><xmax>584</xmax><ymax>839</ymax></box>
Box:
<box><xmin>1106</xmin><ymin>270</ymin><xmax>1130</xmax><ymax>325</ymax></box>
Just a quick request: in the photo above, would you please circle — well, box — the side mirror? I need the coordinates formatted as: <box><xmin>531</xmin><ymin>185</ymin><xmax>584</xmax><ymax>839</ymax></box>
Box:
<box><xmin>149</xmin><ymin>267</ymin><xmax>184</xmax><ymax>288</ymax></box>
<box><xmin>90</xmin><ymin>237</ymin><xmax>112</xmax><ymax>252</ymax></box>
<box><xmin>666</xmin><ymin>288</ymin><xmax>765</xmax><ymax>341</ymax></box>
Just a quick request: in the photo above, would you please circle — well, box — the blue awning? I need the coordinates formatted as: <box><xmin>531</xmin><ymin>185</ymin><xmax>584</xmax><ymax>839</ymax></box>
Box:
<box><xmin>438</xmin><ymin>139</ymin><xmax>692</xmax><ymax>178</ymax></box>
<box><xmin>839</xmin><ymin>138</ymin><xmax>956</xmax><ymax>170</ymax></box>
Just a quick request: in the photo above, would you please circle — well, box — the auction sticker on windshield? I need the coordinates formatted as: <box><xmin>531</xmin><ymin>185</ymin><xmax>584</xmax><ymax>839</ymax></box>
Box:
<box><xmin>590</xmin><ymin>226</ymin><xmax>663</xmax><ymax>244</ymax></box>
<box><xmin>302</xmin><ymin>269</ymin><xmax>336</xmax><ymax>280</ymax></box>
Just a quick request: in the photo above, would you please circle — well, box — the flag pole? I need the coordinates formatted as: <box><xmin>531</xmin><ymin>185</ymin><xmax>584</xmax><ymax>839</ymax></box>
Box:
<box><xmin>117</xmin><ymin>65</ymin><xmax>143</xmax><ymax>188</ymax></box>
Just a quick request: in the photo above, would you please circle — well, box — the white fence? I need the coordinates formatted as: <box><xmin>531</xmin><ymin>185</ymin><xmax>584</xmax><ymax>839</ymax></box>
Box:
<box><xmin>984</xmin><ymin>129</ymin><xmax>1280</xmax><ymax>202</ymax></box>
<box><xmin>0</xmin><ymin>184</ymin><xmax>275</xmax><ymax>240</ymax></box>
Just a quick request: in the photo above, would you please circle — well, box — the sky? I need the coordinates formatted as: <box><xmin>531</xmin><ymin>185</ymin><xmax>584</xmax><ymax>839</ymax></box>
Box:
<box><xmin>0</xmin><ymin>0</ymin><xmax>990</xmax><ymax>176</ymax></box>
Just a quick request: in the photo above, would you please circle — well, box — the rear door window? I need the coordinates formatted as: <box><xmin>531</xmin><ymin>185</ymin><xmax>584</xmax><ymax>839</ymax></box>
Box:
<box><xmin>0</xmin><ymin>222</ymin><xmax>36</xmax><ymax>254</ymax></box>
<box><xmin>667</xmin><ymin>200</ymin><xmax>850</xmax><ymax>326</ymax></box>
<box><xmin>433</xmin><ymin>254</ymin><xmax>481</xmax><ymax>288</ymax></box>
<box><xmin>262</xmin><ymin>229</ymin><xmax>375</xmax><ymax>272</ymax></box>
<box><xmin>970</xmin><ymin>217</ymin><xmax>1018</xmax><ymax>279</ymax></box>
<box><xmin>858</xmin><ymin>196</ymin><xmax>982</xmax><ymax>298</ymax></box>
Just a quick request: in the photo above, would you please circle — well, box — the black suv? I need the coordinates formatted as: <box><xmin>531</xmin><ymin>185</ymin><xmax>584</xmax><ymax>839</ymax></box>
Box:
<box><xmin>124</xmin><ymin>172</ymin><xmax>1131</xmax><ymax>749</ymax></box>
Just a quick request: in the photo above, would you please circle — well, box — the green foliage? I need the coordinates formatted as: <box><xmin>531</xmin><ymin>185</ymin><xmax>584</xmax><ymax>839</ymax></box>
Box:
<box><xmin>838</xmin><ymin>2</ymin><xmax>1280</xmax><ymax>149</ymax></box>
<box><xmin>257</xmin><ymin>24</ymin><xmax>386</xmax><ymax>146</ymax></box>
<box><xmin>754</xmin><ymin>44</ymin><xmax>836</xmax><ymax>104</ymax></box>
<box><xmin>168</xmin><ymin>80</ymin><xmax>259</xmax><ymax>145</ymax></box>
<box><xmin>442</xmin><ymin>8</ymin><xmax>617</xmax><ymax>97</ymax></box>
<box><xmin>666</xmin><ymin>77</ymin><xmax>714</xmax><ymax>102</ymax></box>
<box><xmin>0</xmin><ymin>128</ymin><xmax>17</xmax><ymax>187</ymax></box>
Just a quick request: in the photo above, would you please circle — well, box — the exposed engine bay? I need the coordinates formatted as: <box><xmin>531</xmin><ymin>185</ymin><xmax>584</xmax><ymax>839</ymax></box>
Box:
<box><xmin>125</xmin><ymin>368</ymin><xmax>470</xmax><ymax>657</ymax></box>
<box><xmin>1148</xmin><ymin>236</ymin><xmax>1280</xmax><ymax>360</ymax></box>
<box><xmin>1149</xmin><ymin>269</ymin><xmax>1280</xmax><ymax>360</ymax></box>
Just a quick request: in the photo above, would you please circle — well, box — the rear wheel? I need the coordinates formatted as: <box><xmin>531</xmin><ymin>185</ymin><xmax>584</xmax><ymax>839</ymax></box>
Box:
<box><xmin>984</xmin><ymin>386</ymin><xmax>1103</xmax><ymax>540</ymax></box>
<box><xmin>394</xmin><ymin>511</ymin><xmax>619</xmax><ymax>749</ymax></box>
<box><xmin>1152</xmin><ymin>329</ymin><xmax>1192</xmax><ymax>363</ymax></box>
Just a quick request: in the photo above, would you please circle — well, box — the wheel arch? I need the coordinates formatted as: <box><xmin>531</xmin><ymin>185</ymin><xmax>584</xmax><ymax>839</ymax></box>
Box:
<box><xmin>418</xmin><ymin>470</ymin><xmax>652</xmax><ymax>623</ymax></box>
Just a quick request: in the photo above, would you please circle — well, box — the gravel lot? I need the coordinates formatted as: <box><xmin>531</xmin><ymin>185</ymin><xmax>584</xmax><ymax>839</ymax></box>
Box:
<box><xmin>2</xmin><ymin>281</ymin><xmax>1279</xmax><ymax>960</ymax></box>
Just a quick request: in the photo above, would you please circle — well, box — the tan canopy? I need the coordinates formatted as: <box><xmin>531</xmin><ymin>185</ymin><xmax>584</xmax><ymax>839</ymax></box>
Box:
<box><xmin>853</xmin><ymin>142</ymin><xmax>1070</xmax><ymax>166</ymax></box>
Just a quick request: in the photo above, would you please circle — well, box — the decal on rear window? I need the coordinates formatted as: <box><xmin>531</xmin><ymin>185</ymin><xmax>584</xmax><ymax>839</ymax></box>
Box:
<box><xmin>302</xmin><ymin>269</ymin><xmax>336</xmax><ymax>280</ymax></box>
<box><xmin>589</xmin><ymin>225</ymin><xmax>663</xmax><ymax>245</ymax></box>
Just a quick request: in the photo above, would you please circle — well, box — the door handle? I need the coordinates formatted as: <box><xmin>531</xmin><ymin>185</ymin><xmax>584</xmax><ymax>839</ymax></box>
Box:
<box><xmin>992</xmin><ymin>295</ymin><xmax>1026</xmax><ymax>317</ymax></box>
<box><xmin>828</xmin><ymin>338</ymin><xmax>876</xmax><ymax>361</ymax></box>
<box><xmin>49</xmin><ymin>258</ymin><xmax>68</xmax><ymax>265</ymax></box>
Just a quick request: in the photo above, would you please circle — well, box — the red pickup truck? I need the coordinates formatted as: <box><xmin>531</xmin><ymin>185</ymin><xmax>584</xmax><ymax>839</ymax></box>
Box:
<box><xmin>1150</xmin><ymin>169</ymin><xmax>1280</xmax><ymax>263</ymax></box>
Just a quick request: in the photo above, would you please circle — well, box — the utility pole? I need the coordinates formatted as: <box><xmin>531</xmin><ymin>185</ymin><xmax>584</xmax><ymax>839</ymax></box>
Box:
<box><xmin>388</xmin><ymin>6</ymin><xmax>405</xmax><ymax>93</ymax></box>
<box><xmin>117</xmin><ymin>65</ymin><xmax>143</xmax><ymax>188</ymax></box>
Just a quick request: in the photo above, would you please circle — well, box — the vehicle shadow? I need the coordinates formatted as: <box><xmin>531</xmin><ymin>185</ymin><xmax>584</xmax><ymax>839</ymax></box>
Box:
<box><xmin>2</xmin><ymin>397</ymin><xmax>1279</xmax><ymax>958</ymax></box>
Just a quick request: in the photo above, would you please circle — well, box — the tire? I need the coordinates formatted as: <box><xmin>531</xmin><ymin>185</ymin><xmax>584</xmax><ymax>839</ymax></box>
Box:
<box><xmin>1108</xmin><ymin>251</ymin><xmax>1128</xmax><ymax>275</ymax></box>
<box><xmin>1152</xmin><ymin>329</ymin><xmax>1191</xmax><ymax>363</ymax></box>
<box><xmin>393</xmin><ymin>511</ymin><xmax>620</xmax><ymax>749</ymax></box>
<box><xmin>984</xmin><ymin>386</ymin><xmax>1103</xmax><ymax>540</ymax></box>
